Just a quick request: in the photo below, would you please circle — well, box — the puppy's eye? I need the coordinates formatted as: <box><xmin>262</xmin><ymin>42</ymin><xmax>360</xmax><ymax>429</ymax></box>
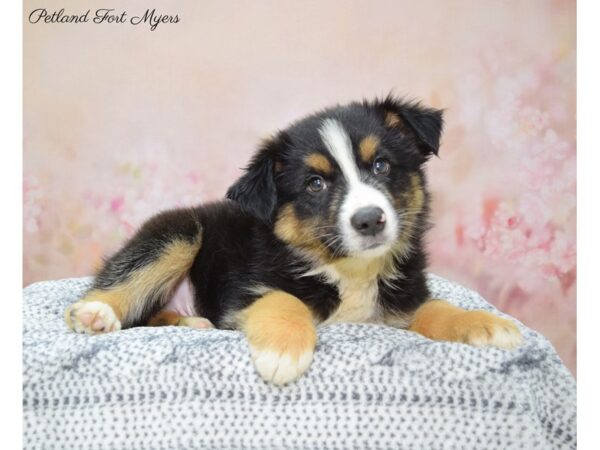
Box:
<box><xmin>373</xmin><ymin>158</ymin><xmax>391</xmax><ymax>176</ymax></box>
<box><xmin>307</xmin><ymin>176</ymin><xmax>326</xmax><ymax>193</ymax></box>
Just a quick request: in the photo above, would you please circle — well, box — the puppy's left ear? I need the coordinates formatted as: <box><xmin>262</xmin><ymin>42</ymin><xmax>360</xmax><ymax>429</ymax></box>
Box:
<box><xmin>375</xmin><ymin>97</ymin><xmax>444</xmax><ymax>157</ymax></box>
<box><xmin>226</xmin><ymin>138</ymin><xmax>280</xmax><ymax>225</ymax></box>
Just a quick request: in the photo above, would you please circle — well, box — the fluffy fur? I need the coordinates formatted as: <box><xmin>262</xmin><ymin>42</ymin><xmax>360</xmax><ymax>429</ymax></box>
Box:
<box><xmin>65</xmin><ymin>96</ymin><xmax>522</xmax><ymax>385</ymax></box>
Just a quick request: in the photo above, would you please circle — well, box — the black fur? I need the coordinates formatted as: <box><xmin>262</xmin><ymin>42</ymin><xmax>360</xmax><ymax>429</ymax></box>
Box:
<box><xmin>188</xmin><ymin>201</ymin><xmax>341</xmax><ymax>326</ymax></box>
<box><xmin>226</xmin><ymin>138</ymin><xmax>281</xmax><ymax>226</ymax></box>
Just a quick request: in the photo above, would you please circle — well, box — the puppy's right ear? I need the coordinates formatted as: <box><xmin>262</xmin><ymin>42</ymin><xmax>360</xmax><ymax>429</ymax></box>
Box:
<box><xmin>372</xmin><ymin>96</ymin><xmax>444</xmax><ymax>157</ymax></box>
<box><xmin>226</xmin><ymin>137</ymin><xmax>281</xmax><ymax>226</ymax></box>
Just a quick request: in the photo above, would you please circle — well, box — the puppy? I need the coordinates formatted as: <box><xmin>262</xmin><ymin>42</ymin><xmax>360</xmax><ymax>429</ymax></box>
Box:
<box><xmin>65</xmin><ymin>97</ymin><xmax>522</xmax><ymax>385</ymax></box>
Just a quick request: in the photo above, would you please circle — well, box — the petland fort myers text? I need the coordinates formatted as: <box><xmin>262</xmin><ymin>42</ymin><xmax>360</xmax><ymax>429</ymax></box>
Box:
<box><xmin>28</xmin><ymin>8</ymin><xmax>179</xmax><ymax>31</ymax></box>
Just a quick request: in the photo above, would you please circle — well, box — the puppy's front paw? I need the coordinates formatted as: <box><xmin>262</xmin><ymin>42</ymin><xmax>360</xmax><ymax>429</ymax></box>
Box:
<box><xmin>65</xmin><ymin>301</ymin><xmax>122</xmax><ymax>334</ymax></box>
<box><xmin>250</xmin><ymin>347</ymin><xmax>314</xmax><ymax>386</ymax></box>
<box><xmin>456</xmin><ymin>310</ymin><xmax>522</xmax><ymax>349</ymax></box>
<box><xmin>410</xmin><ymin>300</ymin><xmax>523</xmax><ymax>349</ymax></box>
<box><xmin>240</xmin><ymin>290</ymin><xmax>317</xmax><ymax>385</ymax></box>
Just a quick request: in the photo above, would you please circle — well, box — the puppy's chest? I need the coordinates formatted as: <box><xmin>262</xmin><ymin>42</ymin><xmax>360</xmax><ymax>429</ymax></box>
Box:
<box><xmin>317</xmin><ymin>266</ymin><xmax>382</xmax><ymax>325</ymax></box>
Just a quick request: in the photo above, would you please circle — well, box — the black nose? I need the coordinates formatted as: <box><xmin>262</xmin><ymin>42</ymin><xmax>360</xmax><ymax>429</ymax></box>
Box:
<box><xmin>350</xmin><ymin>206</ymin><xmax>386</xmax><ymax>236</ymax></box>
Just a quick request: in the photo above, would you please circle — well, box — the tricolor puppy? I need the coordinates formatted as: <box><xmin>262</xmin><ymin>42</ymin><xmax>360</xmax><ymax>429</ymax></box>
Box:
<box><xmin>65</xmin><ymin>97</ymin><xmax>522</xmax><ymax>385</ymax></box>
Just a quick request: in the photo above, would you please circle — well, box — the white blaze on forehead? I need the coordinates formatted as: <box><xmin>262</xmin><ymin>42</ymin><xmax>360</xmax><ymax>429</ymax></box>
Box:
<box><xmin>319</xmin><ymin>119</ymin><xmax>360</xmax><ymax>184</ymax></box>
<box><xmin>318</xmin><ymin>118</ymin><xmax>399</xmax><ymax>256</ymax></box>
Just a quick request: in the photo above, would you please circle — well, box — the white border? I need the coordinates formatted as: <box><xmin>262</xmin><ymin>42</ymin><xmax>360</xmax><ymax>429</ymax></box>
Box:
<box><xmin>578</xmin><ymin>0</ymin><xmax>598</xmax><ymax>447</ymax></box>
<box><xmin>0</xmin><ymin>0</ymin><xmax>22</xmax><ymax>448</ymax></box>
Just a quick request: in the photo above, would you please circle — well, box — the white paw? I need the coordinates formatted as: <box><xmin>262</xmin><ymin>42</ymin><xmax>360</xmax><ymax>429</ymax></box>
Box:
<box><xmin>250</xmin><ymin>347</ymin><xmax>313</xmax><ymax>386</ymax></box>
<box><xmin>65</xmin><ymin>301</ymin><xmax>122</xmax><ymax>335</ymax></box>
<box><xmin>462</xmin><ymin>312</ymin><xmax>523</xmax><ymax>349</ymax></box>
<box><xmin>468</xmin><ymin>324</ymin><xmax>523</xmax><ymax>349</ymax></box>
<box><xmin>178</xmin><ymin>316</ymin><xmax>215</xmax><ymax>329</ymax></box>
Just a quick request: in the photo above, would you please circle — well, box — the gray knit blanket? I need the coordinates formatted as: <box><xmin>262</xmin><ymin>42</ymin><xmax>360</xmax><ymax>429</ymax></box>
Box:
<box><xmin>23</xmin><ymin>274</ymin><xmax>576</xmax><ymax>449</ymax></box>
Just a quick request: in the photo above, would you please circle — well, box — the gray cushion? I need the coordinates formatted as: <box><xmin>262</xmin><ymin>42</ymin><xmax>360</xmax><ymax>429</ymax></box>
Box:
<box><xmin>23</xmin><ymin>274</ymin><xmax>576</xmax><ymax>449</ymax></box>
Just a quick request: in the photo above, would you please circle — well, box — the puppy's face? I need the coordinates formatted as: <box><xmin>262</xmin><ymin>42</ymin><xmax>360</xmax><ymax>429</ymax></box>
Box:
<box><xmin>227</xmin><ymin>97</ymin><xmax>443</xmax><ymax>261</ymax></box>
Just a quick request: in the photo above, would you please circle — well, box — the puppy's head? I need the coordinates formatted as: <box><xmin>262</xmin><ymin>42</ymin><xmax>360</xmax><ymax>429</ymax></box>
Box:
<box><xmin>227</xmin><ymin>97</ymin><xmax>443</xmax><ymax>261</ymax></box>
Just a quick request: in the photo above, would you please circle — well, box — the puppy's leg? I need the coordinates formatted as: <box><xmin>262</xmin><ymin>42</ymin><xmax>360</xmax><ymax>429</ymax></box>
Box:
<box><xmin>409</xmin><ymin>299</ymin><xmax>522</xmax><ymax>349</ymax></box>
<box><xmin>65</xmin><ymin>208</ymin><xmax>203</xmax><ymax>334</ymax></box>
<box><xmin>237</xmin><ymin>291</ymin><xmax>317</xmax><ymax>386</ymax></box>
<box><xmin>147</xmin><ymin>310</ymin><xmax>214</xmax><ymax>330</ymax></box>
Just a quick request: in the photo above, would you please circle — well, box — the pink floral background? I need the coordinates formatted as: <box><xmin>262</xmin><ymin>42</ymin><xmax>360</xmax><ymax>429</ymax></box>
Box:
<box><xmin>24</xmin><ymin>0</ymin><xmax>576</xmax><ymax>373</ymax></box>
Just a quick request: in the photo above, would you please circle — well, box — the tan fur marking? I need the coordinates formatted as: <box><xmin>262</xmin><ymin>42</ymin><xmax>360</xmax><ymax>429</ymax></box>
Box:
<box><xmin>147</xmin><ymin>310</ymin><xmax>214</xmax><ymax>329</ymax></box>
<box><xmin>79</xmin><ymin>238</ymin><xmax>201</xmax><ymax>324</ymax></box>
<box><xmin>238</xmin><ymin>291</ymin><xmax>317</xmax><ymax>359</ymax></box>
<box><xmin>359</xmin><ymin>135</ymin><xmax>379</xmax><ymax>162</ymax></box>
<box><xmin>305</xmin><ymin>153</ymin><xmax>332</xmax><ymax>175</ymax></box>
<box><xmin>409</xmin><ymin>299</ymin><xmax>522</xmax><ymax>348</ymax></box>
<box><xmin>274</xmin><ymin>204</ymin><xmax>331</xmax><ymax>259</ymax></box>
<box><xmin>385</xmin><ymin>111</ymin><xmax>413</xmax><ymax>135</ymax></box>
<box><xmin>408</xmin><ymin>173</ymin><xmax>425</xmax><ymax>210</ymax></box>
<box><xmin>274</xmin><ymin>204</ymin><xmax>309</xmax><ymax>247</ymax></box>
<box><xmin>147</xmin><ymin>310</ymin><xmax>182</xmax><ymax>326</ymax></box>
<box><xmin>394</xmin><ymin>173</ymin><xmax>425</xmax><ymax>254</ymax></box>
<box><xmin>385</xmin><ymin>112</ymin><xmax>401</xmax><ymax>127</ymax></box>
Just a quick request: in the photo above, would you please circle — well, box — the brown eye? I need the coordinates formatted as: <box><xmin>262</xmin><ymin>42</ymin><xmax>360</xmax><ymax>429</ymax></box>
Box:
<box><xmin>373</xmin><ymin>158</ymin><xmax>391</xmax><ymax>176</ymax></box>
<box><xmin>307</xmin><ymin>176</ymin><xmax>326</xmax><ymax>192</ymax></box>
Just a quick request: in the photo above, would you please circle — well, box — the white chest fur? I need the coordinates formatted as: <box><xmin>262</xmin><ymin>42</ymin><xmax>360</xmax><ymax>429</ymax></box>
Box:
<box><xmin>309</xmin><ymin>258</ymin><xmax>387</xmax><ymax>325</ymax></box>
<box><xmin>323</xmin><ymin>277</ymin><xmax>380</xmax><ymax>325</ymax></box>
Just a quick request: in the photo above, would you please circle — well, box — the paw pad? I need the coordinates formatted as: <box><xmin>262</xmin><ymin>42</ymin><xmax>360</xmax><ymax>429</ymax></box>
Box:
<box><xmin>65</xmin><ymin>301</ymin><xmax>122</xmax><ymax>335</ymax></box>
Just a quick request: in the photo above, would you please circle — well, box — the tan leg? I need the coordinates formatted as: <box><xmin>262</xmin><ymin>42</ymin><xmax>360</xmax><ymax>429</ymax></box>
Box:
<box><xmin>65</xmin><ymin>239</ymin><xmax>201</xmax><ymax>335</ymax></box>
<box><xmin>237</xmin><ymin>291</ymin><xmax>317</xmax><ymax>386</ymax></box>
<box><xmin>147</xmin><ymin>310</ymin><xmax>214</xmax><ymax>329</ymax></box>
<box><xmin>409</xmin><ymin>299</ymin><xmax>522</xmax><ymax>349</ymax></box>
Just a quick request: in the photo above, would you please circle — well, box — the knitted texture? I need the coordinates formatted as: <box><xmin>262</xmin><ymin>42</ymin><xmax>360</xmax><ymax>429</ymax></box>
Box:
<box><xmin>23</xmin><ymin>275</ymin><xmax>576</xmax><ymax>449</ymax></box>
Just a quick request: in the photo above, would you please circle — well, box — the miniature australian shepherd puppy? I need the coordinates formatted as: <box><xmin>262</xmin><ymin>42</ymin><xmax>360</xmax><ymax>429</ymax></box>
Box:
<box><xmin>65</xmin><ymin>97</ymin><xmax>522</xmax><ymax>385</ymax></box>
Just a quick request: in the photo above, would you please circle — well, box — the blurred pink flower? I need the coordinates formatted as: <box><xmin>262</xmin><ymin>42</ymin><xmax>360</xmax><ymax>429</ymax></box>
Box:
<box><xmin>23</xmin><ymin>176</ymin><xmax>43</xmax><ymax>234</ymax></box>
